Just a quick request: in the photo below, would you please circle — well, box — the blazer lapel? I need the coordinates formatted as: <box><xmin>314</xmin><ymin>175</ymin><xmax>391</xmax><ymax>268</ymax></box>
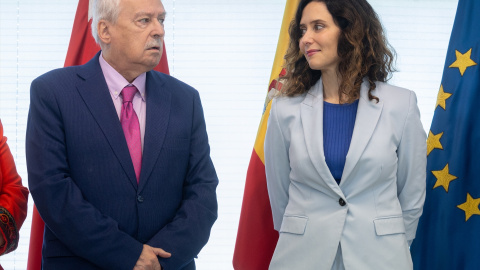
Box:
<box><xmin>138</xmin><ymin>71</ymin><xmax>171</xmax><ymax>192</ymax></box>
<box><xmin>301</xmin><ymin>79</ymin><xmax>343</xmax><ymax>194</ymax></box>
<box><xmin>341</xmin><ymin>80</ymin><xmax>383</xmax><ymax>184</ymax></box>
<box><xmin>75</xmin><ymin>53</ymin><xmax>138</xmax><ymax>189</ymax></box>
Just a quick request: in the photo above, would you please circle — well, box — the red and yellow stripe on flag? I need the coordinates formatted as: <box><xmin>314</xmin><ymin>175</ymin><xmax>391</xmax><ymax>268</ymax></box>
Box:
<box><xmin>233</xmin><ymin>1</ymin><xmax>299</xmax><ymax>269</ymax></box>
<box><xmin>26</xmin><ymin>1</ymin><xmax>169</xmax><ymax>269</ymax></box>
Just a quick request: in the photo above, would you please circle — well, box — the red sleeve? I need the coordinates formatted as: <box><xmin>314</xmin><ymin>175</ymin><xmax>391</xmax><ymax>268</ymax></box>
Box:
<box><xmin>0</xmin><ymin>120</ymin><xmax>29</xmax><ymax>255</ymax></box>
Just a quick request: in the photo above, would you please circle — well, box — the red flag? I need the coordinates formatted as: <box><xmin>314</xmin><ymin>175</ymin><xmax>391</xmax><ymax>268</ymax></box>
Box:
<box><xmin>232</xmin><ymin>1</ymin><xmax>299</xmax><ymax>269</ymax></box>
<box><xmin>26</xmin><ymin>1</ymin><xmax>169</xmax><ymax>269</ymax></box>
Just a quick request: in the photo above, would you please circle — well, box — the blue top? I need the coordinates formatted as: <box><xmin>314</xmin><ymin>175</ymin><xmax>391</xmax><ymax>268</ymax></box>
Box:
<box><xmin>323</xmin><ymin>99</ymin><xmax>359</xmax><ymax>184</ymax></box>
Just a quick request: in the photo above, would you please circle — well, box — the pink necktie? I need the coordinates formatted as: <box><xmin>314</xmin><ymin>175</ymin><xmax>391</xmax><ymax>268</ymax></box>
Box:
<box><xmin>121</xmin><ymin>86</ymin><xmax>142</xmax><ymax>184</ymax></box>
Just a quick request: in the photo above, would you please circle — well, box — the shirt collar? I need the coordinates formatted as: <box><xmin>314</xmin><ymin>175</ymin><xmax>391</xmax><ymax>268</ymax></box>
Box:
<box><xmin>99</xmin><ymin>52</ymin><xmax>146</xmax><ymax>101</ymax></box>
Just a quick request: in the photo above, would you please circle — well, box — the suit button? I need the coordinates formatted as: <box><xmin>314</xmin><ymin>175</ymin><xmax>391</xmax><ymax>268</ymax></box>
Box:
<box><xmin>339</xmin><ymin>198</ymin><xmax>346</xmax><ymax>206</ymax></box>
<box><xmin>137</xmin><ymin>195</ymin><xmax>144</xmax><ymax>203</ymax></box>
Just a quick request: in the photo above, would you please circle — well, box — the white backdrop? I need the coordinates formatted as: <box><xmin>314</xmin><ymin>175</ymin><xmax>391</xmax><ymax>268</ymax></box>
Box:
<box><xmin>0</xmin><ymin>0</ymin><xmax>457</xmax><ymax>269</ymax></box>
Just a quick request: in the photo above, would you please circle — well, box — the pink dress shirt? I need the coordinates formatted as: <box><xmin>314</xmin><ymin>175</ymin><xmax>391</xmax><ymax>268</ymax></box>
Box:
<box><xmin>99</xmin><ymin>53</ymin><xmax>146</xmax><ymax>151</ymax></box>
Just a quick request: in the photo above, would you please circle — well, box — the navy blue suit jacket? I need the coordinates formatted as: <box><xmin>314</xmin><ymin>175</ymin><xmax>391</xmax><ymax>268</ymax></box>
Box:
<box><xmin>26</xmin><ymin>53</ymin><xmax>218</xmax><ymax>270</ymax></box>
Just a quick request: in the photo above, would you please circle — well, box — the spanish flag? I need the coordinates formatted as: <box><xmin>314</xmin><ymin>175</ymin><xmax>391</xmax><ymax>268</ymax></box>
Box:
<box><xmin>26</xmin><ymin>0</ymin><xmax>169</xmax><ymax>269</ymax></box>
<box><xmin>233</xmin><ymin>1</ymin><xmax>299</xmax><ymax>269</ymax></box>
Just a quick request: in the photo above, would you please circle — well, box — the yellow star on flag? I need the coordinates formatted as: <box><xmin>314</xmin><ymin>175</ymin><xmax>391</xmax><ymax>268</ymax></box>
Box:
<box><xmin>436</xmin><ymin>85</ymin><xmax>452</xmax><ymax>110</ymax></box>
<box><xmin>449</xmin><ymin>48</ymin><xmax>477</xmax><ymax>76</ymax></box>
<box><xmin>457</xmin><ymin>193</ymin><xmax>480</xmax><ymax>221</ymax></box>
<box><xmin>427</xmin><ymin>131</ymin><xmax>444</xmax><ymax>156</ymax></box>
<box><xmin>432</xmin><ymin>164</ymin><xmax>458</xmax><ymax>192</ymax></box>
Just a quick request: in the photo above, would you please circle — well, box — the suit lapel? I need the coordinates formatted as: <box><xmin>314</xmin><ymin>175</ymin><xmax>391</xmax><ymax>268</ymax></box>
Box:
<box><xmin>301</xmin><ymin>79</ymin><xmax>343</xmax><ymax>194</ymax></box>
<box><xmin>75</xmin><ymin>53</ymin><xmax>138</xmax><ymax>189</ymax></box>
<box><xmin>138</xmin><ymin>71</ymin><xmax>171</xmax><ymax>192</ymax></box>
<box><xmin>341</xmin><ymin>81</ymin><xmax>383</xmax><ymax>184</ymax></box>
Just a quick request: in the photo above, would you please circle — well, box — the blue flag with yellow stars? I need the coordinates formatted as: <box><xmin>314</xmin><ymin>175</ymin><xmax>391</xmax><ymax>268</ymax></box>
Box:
<box><xmin>410</xmin><ymin>0</ymin><xmax>480</xmax><ymax>268</ymax></box>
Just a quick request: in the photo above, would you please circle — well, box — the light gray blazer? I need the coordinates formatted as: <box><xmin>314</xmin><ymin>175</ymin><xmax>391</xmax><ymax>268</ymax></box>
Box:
<box><xmin>265</xmin><ymin>78</ymin><xmax>426</xmax><ymax>270</ymax></box>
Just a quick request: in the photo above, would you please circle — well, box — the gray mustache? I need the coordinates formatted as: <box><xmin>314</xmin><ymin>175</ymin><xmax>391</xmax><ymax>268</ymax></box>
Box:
<box><xmin>145</xmin><ymin>40</ymin><xmax>162</xmax><ymax>49</ymax></box>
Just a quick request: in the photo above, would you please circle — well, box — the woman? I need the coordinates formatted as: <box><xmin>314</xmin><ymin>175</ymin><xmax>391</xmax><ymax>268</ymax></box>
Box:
<box><xmin>0</xmin><ymin>119</ymin><xmax>29</xmax><ymax>258</ymax></box>
<box><xmin>264</xmin><ymin>0</ymin><xmax>426</xmax><ymax>269</ymax></box>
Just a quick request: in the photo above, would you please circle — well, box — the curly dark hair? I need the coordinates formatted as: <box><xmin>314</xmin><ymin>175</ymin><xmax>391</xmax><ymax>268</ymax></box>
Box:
<box><xmin>282</xmin><ymin>0</ymin><xmax>396</xmax><ymax>103</ymax></box>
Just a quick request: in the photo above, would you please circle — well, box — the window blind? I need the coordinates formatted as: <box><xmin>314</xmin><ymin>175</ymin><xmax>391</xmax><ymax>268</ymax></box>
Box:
<box><xmin>0</xmin><ymin>0</ymin><xmax>458</xmax><ymax>269</ymax></box>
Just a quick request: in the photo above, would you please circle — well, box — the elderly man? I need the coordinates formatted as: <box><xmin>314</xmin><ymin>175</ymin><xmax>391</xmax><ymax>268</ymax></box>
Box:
<box><xmin>26</xmin><ymin>0</ymin><xmax>218</xmax><ymax>269</ymax></box>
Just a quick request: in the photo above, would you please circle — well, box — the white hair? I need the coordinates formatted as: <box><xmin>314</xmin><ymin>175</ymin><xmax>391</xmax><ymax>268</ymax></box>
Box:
<box><xmin>91</xmin><ymin>0</ymin><xmax>121</xmax><ymax>44</ymax></box>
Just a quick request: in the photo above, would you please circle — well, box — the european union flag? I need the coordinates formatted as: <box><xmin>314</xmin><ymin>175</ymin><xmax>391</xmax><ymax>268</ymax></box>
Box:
<box><xmin>410</xmin><ymin>0</ymin><xmax>480</xmax><ymax>268</ymax></box>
